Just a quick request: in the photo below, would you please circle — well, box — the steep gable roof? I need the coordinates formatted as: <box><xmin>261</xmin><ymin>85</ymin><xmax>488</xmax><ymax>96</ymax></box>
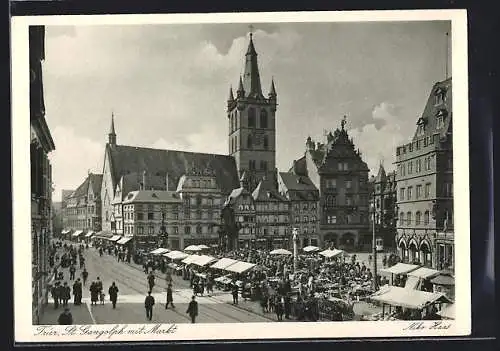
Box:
<box><xmin>252</xmin><ymin>178</ymin><xmax>288</xmax><ymax>202</ymax></box>
<box><xmin>106</xmin><ymin>144</ymin><xmax>239</xmax><ymax>195</ymax></box>
<box><xmin>89</xmin><ymin>173</ymin><xmax>103</xmax><ymax>195</ymax></box>
<box><xmin>279</xmin><ymin>172</ymin><xmax>318</xmax><ymax>192</ymax></box>
<box><xmin>122</xmin><ymin>190</ymin><xmax>182</xmax><ymax>204</ymax></box>
<box><xmin>70</xmin><ymin>176</ymin><xmax>90</xmax><ymax>198</ymax></box>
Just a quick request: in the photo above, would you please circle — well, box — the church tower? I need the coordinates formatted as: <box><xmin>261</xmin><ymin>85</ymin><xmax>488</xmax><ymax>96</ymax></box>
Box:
<box><xmin>227</xmin><ymin>32</ymin><xmax>277</xmax><ymax>189</ymax></box>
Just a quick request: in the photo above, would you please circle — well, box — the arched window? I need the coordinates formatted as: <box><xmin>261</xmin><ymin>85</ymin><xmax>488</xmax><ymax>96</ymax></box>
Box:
<box><xmin>406</xmin><ymin>211</ymin><xmax>412</xmax><ymax>226</ymax></box>
<box><xmin>263</xmin><ymin>135</ymin><xmax>269</xmax><ymax>150</ymax></box>
<box><xmin>234</xmin><ymin>111</ymin><xmax>238</xmax><ymax>130</ymax></box>
<box><xmin>326</xmin><ymin>195</ymin><xmax>336</xmax><ymax>207</ymax></box>
<box><xmin>260</xmin><ymin>109</ymin><xmax>268</xmax><ymax>128</ymax></box>
<box><xmin>415</xmin><ymin>211</ymin><xmax>421</xmax><ymax>225</ymax></box>
<box><xmin>248</xmin><ymin>108</ymin><xmax>256</xmax><ymax>127</ymax></box>
<box><xmin>247</xmin><ymin>135</ymin><xmax>253</xmax><ymax>148</ymax></box>
<box><xmin>196</xmin><ymin>195</ymin><xmax>202</xmax><ymax>206</ymax></box>
<box><xmin>424</xmin><ymin>211</ymin><xmax>430</xmax><ymax>225</ymax></box>
<box><xmin>235</xmin><ymin>135</ymin><xmax>238</xmax><ymax>151</ymax></box>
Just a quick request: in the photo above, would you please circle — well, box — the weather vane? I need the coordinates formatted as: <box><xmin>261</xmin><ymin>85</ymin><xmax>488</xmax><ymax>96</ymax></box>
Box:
<box><xmin>249</xmin><ymin>24</ymin><xmax>255</xmax><ymax>38</ymax></box>
<box><xmin>341</xmin><ymin>115</ymin><xmax>347</xmax><ymax>130</ymax></box>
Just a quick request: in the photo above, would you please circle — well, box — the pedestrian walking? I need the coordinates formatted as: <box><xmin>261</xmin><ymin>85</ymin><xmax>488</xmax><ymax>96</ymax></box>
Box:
<box><xmin>81</xmin><ymin>268</ymin><xmax>88</xmax><ymax>286</ymax></box>
<box><xmin>165</xmin><ymin>283</ymin><xmax>175</xmax><ymax>309</ymax></box>
<box><xmin>382</xmin><ymin>255</ymin><xmax>387</xmax><ymax>268</ymax></box>
<box><xmin>90</xmin><ymin>281</ymin><xmax>99</xmax><ymax>305</ymax></box>
<box><xmin>231</xmin><ymin>283</ymin><xmax>239</xmax><ymax>305</ymax></box>
<box><xmin>79</xmin><ymin>256</ymin><xmax>85</xmax><ymax>269</ymax></box>
<box><xmin>108</xmin><ymin>282</ymin><xmax>119</xmax><ymax>309</ymax></box>
<box><xmin>61</xmin><ymin>282</ymin><xmax>71</xmax><ymax>307</ymax></box>
<box><xmin>58</xmin><ymin>307</ymin><xmax>73</xmax><ymax>325</ymax></box>
<box><xmin>275</xmin><ymin>295</ymin><xmax>284</xmax><ymax>321</ymax></box>
<box><xmin>186</xmin><ymin>295</ymin><xmax>198</xmax><ymax>323</ymax></box>
<box><xmin>147</xmin><ymin>272</ymin><xmax>155</xmax><ymax>292</ymax></box>
<box><xmin>72</xmin><ymin>279</ymin><xmax>82</xmax><ymax>305</ymax></box>
<box><xmin>69</xmin><ymin>264</ymin><xmax>76</xmax><ymax>280</ymax></box>
<box><xmin>51</xmin><ymin>282</ymin><xmax>60</xmax><ymax>309</ymax></box>
<box><xmin>144</xmin><ymin>291</ymin><xmax>155</xmax><ymax>321</ymax></box>
<box><xmin>96</xmin><ymin>277</ymin><xmax>103</xmax><ymax>294</ymax></box>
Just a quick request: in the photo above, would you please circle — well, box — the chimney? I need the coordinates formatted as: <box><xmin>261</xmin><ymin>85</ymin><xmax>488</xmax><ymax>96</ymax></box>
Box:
<box><xmin>142</xmin><ymin>170</ymin><xmax>147</xmax><ymax>191</ymax></box>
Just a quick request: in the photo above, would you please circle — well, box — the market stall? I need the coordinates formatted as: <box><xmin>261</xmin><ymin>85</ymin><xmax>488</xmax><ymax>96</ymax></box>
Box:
<box><xmin>319</xmin><ymin>249</ymin><xmax>345</xmax><ymax>259</ymax></box>
<box><xmin>437</xmin><ymin>303</ymin><xmax>455</xmax><ymax>320</ymax></box>
<box><xmin>191</xmin><ymin>255</ymin><xmax>217</xmax><ymax>267</ymax></box>
<box><xmin>406</xmin><ymin>267</ymin><xmax>440</xmax><ymax>291</ymax></box>
<box><xmin>380</xmin><ymin>263</ymin><xmax>419</xmax><ymax>287</ymax></box>
<box><xmin>303</xmin><ymin>246</ymin><xmax>320</xmax><ymax>253</ymax></box>
<box><xmin>210</xmin><ymin>257</ymin><xmax>239</xmax><ymax>271</ymax></box>
<box><xmin>150</xmin><ymin>247</ymin><xmax>169</xmax><ymax>256</ymax></box>
<box><xmin>184</xmin><ymin>245</ymin><xmax>202</xmax><ymax>253</ymax></box>
<box><xmin>430</xmin><ymin>272</ymin><xmax>455</xmax><ymax>301</ymax></box>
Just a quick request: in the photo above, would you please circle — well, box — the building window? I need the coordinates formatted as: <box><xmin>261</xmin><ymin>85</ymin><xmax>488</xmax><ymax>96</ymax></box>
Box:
<box><xmin>148</xmin><ymin>212</ymin><xmax>154</xmax><ymax>220</ymax></box>
<box><xmin>326</xmin><ymin>195</ymin><xmax>336</xmax><ymax>207</ymax></box>
<box><xmin>327</xmin><ymin>215</ymin><xmax>337</xmax><ymax>224</ymax></box>
<box><xmin>248</xmin><ymin>108</ymin><xmax>256</xmax><ymax>127</ymax></box>
<box><xmin>149</xmin><ymin>226</ymin><xmax>154</xmax><ymax>235</ymax></box>
<box><xmin>196</xmin><ymin>225</ymin><xmax>202</xmax><ymax>234</ymax></box>
<box><xmin>137</xmin><ymin>226</ymin><xmax>144</xmax><ymax>235</ymax></box>
<box><xmin>425</xmin><ymin>183</ymin><xmax>431</xmax><ymax>198</ymax></box>
<box><xmin>407</xmin><ymin>187</ymin><xmax>412</xmax><ymax>200</ymax></box>
<box><xmin>406</xmin><ymin>212</ymin><xmax>412</xmax><ymax>226</ymax></box>
<box><xmin>399</xmin><ymin>212</ymin><xmax>404</xmax><ymax>225</ymax></box>
<box><xmin>399</xmin><ymin>188</ymin><xmax>405</xmax><ymax>201</ymax></box>
<box><xmin>415</xmin><ymin>211</ymin><xmax>421</xmax><ymax>225</ymax></box>
<box><xmin>326</xmin><ymin>179</ymin><xmax>336</xmax><ymax>189</ymax></box>
<box><xmin>401</xmin><ymin>164</ymin><xmax>406</xmax><ymax>176</ymax></box>
<box><xmin>408</xmin><ymin>161</ymin><xmax>413</xmax><ymax>174</ymax></box>
<box><xmin>249</xmin><ymin>160</ymin><xmax>256</xmax><ymax>170</ymax></box>
<box><xmin>260</xmin><ymin>109</ymin><xmax>268</xmax><ymax>128</ymax></box>
<box><xmin>425</xmin><ymin>157</ymin><xmax>432</xmax><ymax>171</ymax></box>
<box><xmin>444</xmin><ymin>183</ymin><xmax>453</xmax><ymax>197</ymax></box>
<box><xmin>424</xmin><ymin>211</ymin><xmax>430</xmax><ymax>225</ymax></box>
<box><xmin>263</xmin><ymin>135</ymin><xmax>269</xmax><ymax>150</ymax></box>
<box><xmin>247</xmin><ymin>135</ymin><xmax>253</xmax><ymax>149</ymax></box>
<box><xmin>260</xmin><ymin>160</ymin><xmax>268</xmax><ymax>171</ymax></box>
<box><xmin>416</xmin><ymin>185</ymin><xmax>422</xmax><ymax>199</ymax></box>
<box><xmin>303</xmin><ymin>216</ymin><xmax>308</xmax><ymax>222</ymax></box>
<box><xmin>346</xmin><ymin>180</ymin><xmax>352</xmax><ymax>189</ymax></box>
<box><xmin>173</xmin><ymin>226</ymin><xmax>178</xmax><ymax>234</ymax></box>
<box><xmin>416</xmin><ymin>159</ymin><xmax>422</xmax><ymax>173</ymax></box>
<box><xmin>184</xmin><ymin>226</ymin><xmax>191</xmax><ymax>235</ymax></box>
<box><xmin>345</xmin><ymin>196</ymin><xmax>352</xmax><ymax>206</ymax></box>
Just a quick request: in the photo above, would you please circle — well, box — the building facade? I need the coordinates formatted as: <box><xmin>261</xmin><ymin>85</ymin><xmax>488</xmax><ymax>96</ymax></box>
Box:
<box><xmin>277</xmin><ymin>172</ymin><xmax>320</xmax><ymax>248</ymax></box>
<box><xmin>227</xmin><ymin>33</ymin><xmax>278</xmax><ymax>190</ymax></box>
<box><xmin>62</xmin><ymin>173</ymin><xmax>103</xmax><ymax>238</ymax></box>
<box><xmin>369</xmin><ymin>164</ymin><xmax>397</xmax><ymax>251</ymax></box>
<box><xmin>223</xmin><ymin>183</ymin><xmax>257</xmax><ymax>249</ymax></box>
<box><xmin>395</xmin><ymin>78</ymin><xmax>453</xmax><ymax>270</ymax></box>
<box><xmin>30</xmin><ymin>25</ymin><xmax>56</xmax><ymax>324</ymax></box>
<box><xmin>289</xmin><ymin>118</ymin><xmax>371</xmax><ymax>250</ymax></box>
<box><xmin>60</xmin><ymin>189</ymin><xmax>73</xmax><ymax>233</ymax></box>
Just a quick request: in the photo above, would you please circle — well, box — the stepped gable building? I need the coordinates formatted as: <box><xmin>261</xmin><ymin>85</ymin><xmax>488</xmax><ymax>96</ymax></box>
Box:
<box><xmin>227</xmin><ymin>32</ymin><xmax>278</xmax><ymax>192</ymax></box>
<box><xmin>277</xmin><ymin>172</ymin><xmax>320</xmax><ymax>248</ymax></box>
<box><xmin>369</xmin><ymin>163</ymin><xmax>397</xmax><ymax>251</ymax></box>
<box><xmin>395</xmin><ymin>78</ymin><xmax>453</xmax><ymax>270</ymax></box>
<box><xmin>30</xmin><ymin>25</ymin><xmax>56</xmax><ymax>324</ymax></box>
<box><xmin>289</xmin><ymin>117</ymin><xmax>371</xmax><ymax>250</ymax></box>
<box><xmin>62</xmin><ymin>173</ymin><xmax>103</xmax><ymax>238</ymax></box>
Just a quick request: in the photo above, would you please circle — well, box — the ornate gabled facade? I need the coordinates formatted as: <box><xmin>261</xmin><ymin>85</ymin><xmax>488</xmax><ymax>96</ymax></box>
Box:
<box><xmin>223</xmin><ymin>185</ymin><xmax>257</xmax><ymax>249</ymax></box>
<box><xmin>277</xmin><ymin>172</ymin><xmax>320</xmax><ymax>248</ymax></box>
<box><xmin>227</xmin><ymin>33</ymin><xmax>278</xmax><ymax>191</ymax></box>
<box><xmin>369</xmin><ymin>164</ymin><xmax>397</xmax><ymax>251</ymax></box>
<box><xmin>289</xmin><ymin>118</ymin><xmax>371</xmax><ymax>249</ymax></box>
<box><xmin>395</xmin><ymin>78</ymin><xmax>453</xmax><ymax>270</ymax></box>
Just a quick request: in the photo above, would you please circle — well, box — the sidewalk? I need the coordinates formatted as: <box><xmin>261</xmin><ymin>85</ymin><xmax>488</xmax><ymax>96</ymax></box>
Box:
<box><xmin>39</xmin><ymin>303</ymin><xmax>94</xmax><ymax>325</ymax></box>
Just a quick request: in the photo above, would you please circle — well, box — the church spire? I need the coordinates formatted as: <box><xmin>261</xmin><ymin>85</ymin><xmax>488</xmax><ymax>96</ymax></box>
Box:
<box><xmin>108</xmin><ymin>111</ymin><xmax>116</xmax><ymax>146</ymax></box>
<box><xmin>269</xmin><ymin>77</ymin><xmax>277</xmax><ymax>98</ymax></box>
<box><xmin>242</xmin><ymin>30</ymin><xmax>263</xmax><ymax>99</ymax></box>
<box><xmin>228</xmin><ymin>85</ymin><xmax>235</xmax><ymax>102</ymax></box>
<box><xmin>237</xmin><ymin>76</ymin><xmax>245</xmax><ymax>98</ymax></box>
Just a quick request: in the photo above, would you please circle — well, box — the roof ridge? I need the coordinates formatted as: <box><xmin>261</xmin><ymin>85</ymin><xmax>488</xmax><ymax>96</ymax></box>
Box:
<box><xmin>114</xmin><ymin>144</ymin><xmax>233</xmax><ymax>158</ymax></box>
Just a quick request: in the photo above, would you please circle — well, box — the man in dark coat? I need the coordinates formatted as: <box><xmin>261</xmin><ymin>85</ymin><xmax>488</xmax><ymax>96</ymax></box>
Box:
<box><xmin>186</xmin><ymin>295</ymin><xmax>198</xmax><ymax>323</ymax></box>
<box><xmin>108</xmin><ymin>282</ymin><xmax>119</xmax><ymax>309</ymax></box>
<box><xmin>147</xmin><ymin>272</ymin><xmax>155</xmax><ymax>292</ymax></box>
<box><xmin>58</xmin><ymin>308</ymin><xmax>73</xmax><ymax>325</ymax></box>
<box><xmin>231</xmin><ymin>283</ymin><xmax>239</xmax><ymax>305</ymax></box>
<box><xmin>144</xmin><ymin>291</ymin><xmax>155</xmax><ymax>321</ymax></box>
<box><xmin>51</xmin><ymin>282</ymin><xmax>60</xmax><ymax>309</ymax></box>
<box><xmin>61</xmin><ymin>282</ymin><xmax>71</xmax><ymax>307</ymax></box>
<box><xmin>81</xmin><ymin>268</ymin><xmax>88</xmax><ymax>286</ymax></box>
<box><xmin>69</xmin><ymin>264</ymin><xmax>76</xmax><ymax>280</ymax></box>
<box><xmin>73</xmin><ymin>279</ymin><xmax>82</xmax><ymax>305</ymax></box>
<box><xmin>165</xmin><ymin>283</ymin><xmax>175</xmax><ymax>309</ymax></box>
<box><xmin>284</xmin><ymin>293</ymin><xmax>291</xmax><ymax>319</ymax></box>
<box><xmin>96</xmin><ymin>277</ymin><xmax>103</xmax><ymax>294</ymax></box>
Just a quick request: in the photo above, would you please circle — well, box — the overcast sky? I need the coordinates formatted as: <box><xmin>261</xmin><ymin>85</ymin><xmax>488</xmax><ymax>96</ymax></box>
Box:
<box><xmin>43</xmin><ymin>21</ymin><xmax>451</xmax><ymax>201</ymax></box>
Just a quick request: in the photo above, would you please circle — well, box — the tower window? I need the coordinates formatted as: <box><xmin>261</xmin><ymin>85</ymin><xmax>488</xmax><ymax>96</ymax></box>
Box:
<box><xmin>263</xmin><ymin>135</ymin><xmax>269</xmax><ymax>150</ymax></box>
<box><xmin>249</xmin><ymin>160</ymin><xmax>256</xmax><ymax>170</ymax></box>
<box><xmin>260</xmin><ymin>160</ymin><xmax>268</xmax><ymax>171</ymax></box>
<box><xmin>248</xmin><ymin>108</ymin><xmax>256</xmax><ymax>127</ymax></box>
<box><xmin>247</xmin><ymin>135</ymin><xmax>253</xmax><ymax>149</ymax></box>
<box><xmin>260</xmin><ymin>109</ymin><xmax>268</xmax><ymax>128</ymax></box>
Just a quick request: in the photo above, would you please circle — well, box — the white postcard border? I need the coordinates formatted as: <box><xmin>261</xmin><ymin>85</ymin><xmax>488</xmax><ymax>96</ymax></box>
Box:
<box><xmin>12</xmin><ymin>10</ymin><xmax>470</xmax><ymax>343</ymax></box>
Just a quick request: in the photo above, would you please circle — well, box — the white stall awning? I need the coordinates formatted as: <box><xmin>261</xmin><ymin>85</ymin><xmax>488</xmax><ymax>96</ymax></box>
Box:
<box><xmin>225</xmin><ymin>261</ymin><xmax>256</xmax><ymax>274</ymax></box>
<box><xmin>150</xmin><ymin>248</ymin><xmax>169</xmax><ymax>255</ymax></box>
<box><xmin>164</xmin><ymin>250</ymin><xmax>189</xmax><ymax>260</ymax></box>
<box><xmin>109</xmin><ymin>235</ymin><xmax>121</xmax><ymax>242</ymax></box>
<box><xmin>191</xmin><ymin>255</ymin><xmax>217</xmax><ymax>267</ymax></box>
<box><xmin>319</xmin><ymin>249</ymin><xmax>344</xmax><ymax>258</ymax></box>
<box><xmin>117</xmin><ymin>236</ymin><xmax>133</xmax><ymax>245</ymax></box>
<box><xmin>211</xmin><ymin>258</ymin><xmax>239</xmax><ymax>270</ymax></box>
<box><xmin>181</xmin><ymin>255</ymin><xmax>197</xmax><ymax>265</ymax></box>
<box><xmin>408</xmin><ymin>267</ymin><xmax>440</xmax><ymax>280</ymax></box>
<box><xmin>371</xmin><ymin>286</ymin><xmax>452</xmax><ymax>309</ymax></box>
<box><xmin>72</xmin><ymin>230</ymin><xmax>83</xmax><ymax>237</ymax></box>
<box><xmin>380</xmin><ymin>263</ymin><xmax>419</xmax><ymax>275</ymax></box>
<box><xmin>84</xmin><ymin>231</ymin><xmax>94</xmax><ymax>238</ymax></box>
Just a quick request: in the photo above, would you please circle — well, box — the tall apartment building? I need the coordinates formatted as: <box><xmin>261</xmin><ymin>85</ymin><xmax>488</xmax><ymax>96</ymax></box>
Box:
<box><xmin>395</xmin><ymin>78</ymin><xmax>453</xmax><ymax>269</ymax></box>
<box><xmin>30</xmin><ymin>25</ymin><xmax>56</xmax><ymax>324</ymax></box>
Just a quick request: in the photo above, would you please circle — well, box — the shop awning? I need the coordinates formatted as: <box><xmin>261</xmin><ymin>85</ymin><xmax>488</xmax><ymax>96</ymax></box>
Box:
<box><xmin>380</xmin><ymin>263</ymin><xmax>419</xmax><ymax>275</ymax></box>
<box><xmin>269</xmin><ymin>249</ymin><xmax>292</xmax><ymax>255</ymax></box>
<box><xmin>303</xmin><ymin>245</ymin><xmax>320</xmax><ymax>253</ymax></box>
<box><xmin>430</xmin><ymin>274</ymin><xmax>455</xmax><ymax>286</ymax></box>
<box><xmin>109</xmin><ymin>235</ymin><xmax>121</xmax><ymax>242</ymax></box>
<box><xmin>61</xmin><ymin>229</ymin><xmax>71</xmax><ymax>234</ymax></box>
<box><xmin>225</xmin><ymin>261</ymin><xmax>256</xmax><ymax>274</ymax></box>
<box><xmin>181</xmin><ymin>255</ymin><xmax>198</xmax><ymax>265</ymax></box>
<box><xmin>117</xmin><ymin>236</ymin><xmax>133</xmax><ymax>245</ymax></box>
<box><xmin>408</xmin><ymin>267</ymin><xmax>440</xmax><ymax>280</ymax></box>
<box><xmin>191</xmin><ymin>255</ymin><xmax>217</xmax><ymax>267</ymax></box>
<box><xmin>72</xmin><ymin>230</ymin><xmax>83</xmax><ymax>237</ymax></box>
<box><xmin>404</xmin><ymin>275</ymin><xmax>421</xmax><ymax>290</ymax></box>
<box><xmin>319</xmin><ymin>249</ymin><xmax>345</xmax><ymax>258</ymax></box>
<box><xmin>164</xmin><ymin>250</ymin><xmax>189</xmax><ymax>260</ymax></box>
<box><xmin>150</xmin><ymin>248</ymin><xmax>169</xmax><ymax>255</ymax></box>
<box><xmin>184</xmin><ymin>245</ymin><xmax>202</xmax><ymax>252</ymax></box>
<box><xmin>84</xmin><ymin>231</ymin><xmax>94</xmax><ymax>238</ymax></box>
<box><xmin>94</xmin><ymin>231</ymin><xmax>113</xmax><ymax>239</ymax></box>
<box><xmin>437</xmin><ymin>303</ymin><xmax>455</xmax><ymax>319</ymax></box>
<box><xmin>210</xmin><ymin>258</ymin><xmax>239</xmax><ymax>270</ymax></box>
<box><xmin>370</xmin><ymin>286</ymin><xmax>452</xmax><ymax>309</ymax></box>
<box><xmin>197</xmin><ymin>244</ymin><xmax>210</xmax><ymax>250</ymax></box>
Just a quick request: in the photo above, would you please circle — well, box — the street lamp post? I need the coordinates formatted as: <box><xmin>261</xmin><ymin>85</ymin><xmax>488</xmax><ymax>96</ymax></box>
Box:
<box><xmin>292</xmin><ymin>228</ymin><xmax>298</xmax><ymax>274</ymax></box>
<box><xmin>159</xmin><ymin>211</ymin><xmax>167</xmax><ymax>249</ymax></box>
<box><xmin>371</xmin><ymin>192</ymin><xmax>378</xmax><ymax>291</ymax></box>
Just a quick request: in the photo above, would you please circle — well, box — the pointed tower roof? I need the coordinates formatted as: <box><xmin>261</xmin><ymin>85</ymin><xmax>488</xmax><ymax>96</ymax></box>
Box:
<box><xmin>237</xmin><ymin>76</ymin><xmax>245</xmax><ymax>96</ymax></box>
<box><xmin>109</xmin><ymin>112</ymin><xmax>116</xmax><ymax>135</ymax></box>
<box><xmin>375</xmin><ymin>163</ymin><xmax>387</xmax><ymax>183</ymax></box>
<box><xmin>269</xmin><ymin>77</ymin><xmax>277</xmax><ymax>97</ymax></box>
<box><xmin>228</xmin><ymin>86</ymin><xmax>235</xmax><ymax>101</ymax></box>
<box><xmin>242</xmin><ymin>33</ymin><xmax>263</xmax><ymax>99</ymax></box>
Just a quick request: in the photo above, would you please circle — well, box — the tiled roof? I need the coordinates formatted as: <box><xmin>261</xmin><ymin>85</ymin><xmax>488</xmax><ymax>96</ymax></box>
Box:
<box><xmin>89</xmin><ymin>174</ymin><xmax>103</xmax><ymax>195</ymax></box>
<box><xmin>119</xmin><ymin>172</ymin><xmax>169</xmax><ymax>199</ymax></box>
<box><xmin>107</xmin><ymin>144</ymin><xmax>239</xmax><ymax>195</ymax></box>
<box><xmin>122</xmin><ymin>190</ymin><xmax>182</xmax><ymax>204</ymax></box>
<box><xmin>252</xmin><ymin>178</ymin><xmax>288</xmax><ymax>202</ymax></box>
<box><xmin>289</xmin><ymin>155</ymin><xmax>307</xmax><ymax>175</ymax></box>
<box><xmin>224</xmin><ymin>187</ymin><xmax>252</xmax><ymax>206</ymax></box>
<box><xmin>278</xmin><ymin>172</ymin><xmax>318</xmax><ymax>192</ymax></box>
<box><xmin>70</xmin><ymin>177</ymin><xmax>90</xmax><ymax>198</ymax></box>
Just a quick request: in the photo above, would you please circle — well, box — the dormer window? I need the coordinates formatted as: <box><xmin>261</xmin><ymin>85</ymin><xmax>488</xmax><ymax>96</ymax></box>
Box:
<box><xmin>436</xmin><ymin>109</ymin><xmax>447</xmax><ymax>129</ymax></box>
<box><xmin>434</xmin><ymin>87</ymin><xmax>447</xmax><ymax>106</ymax></box>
